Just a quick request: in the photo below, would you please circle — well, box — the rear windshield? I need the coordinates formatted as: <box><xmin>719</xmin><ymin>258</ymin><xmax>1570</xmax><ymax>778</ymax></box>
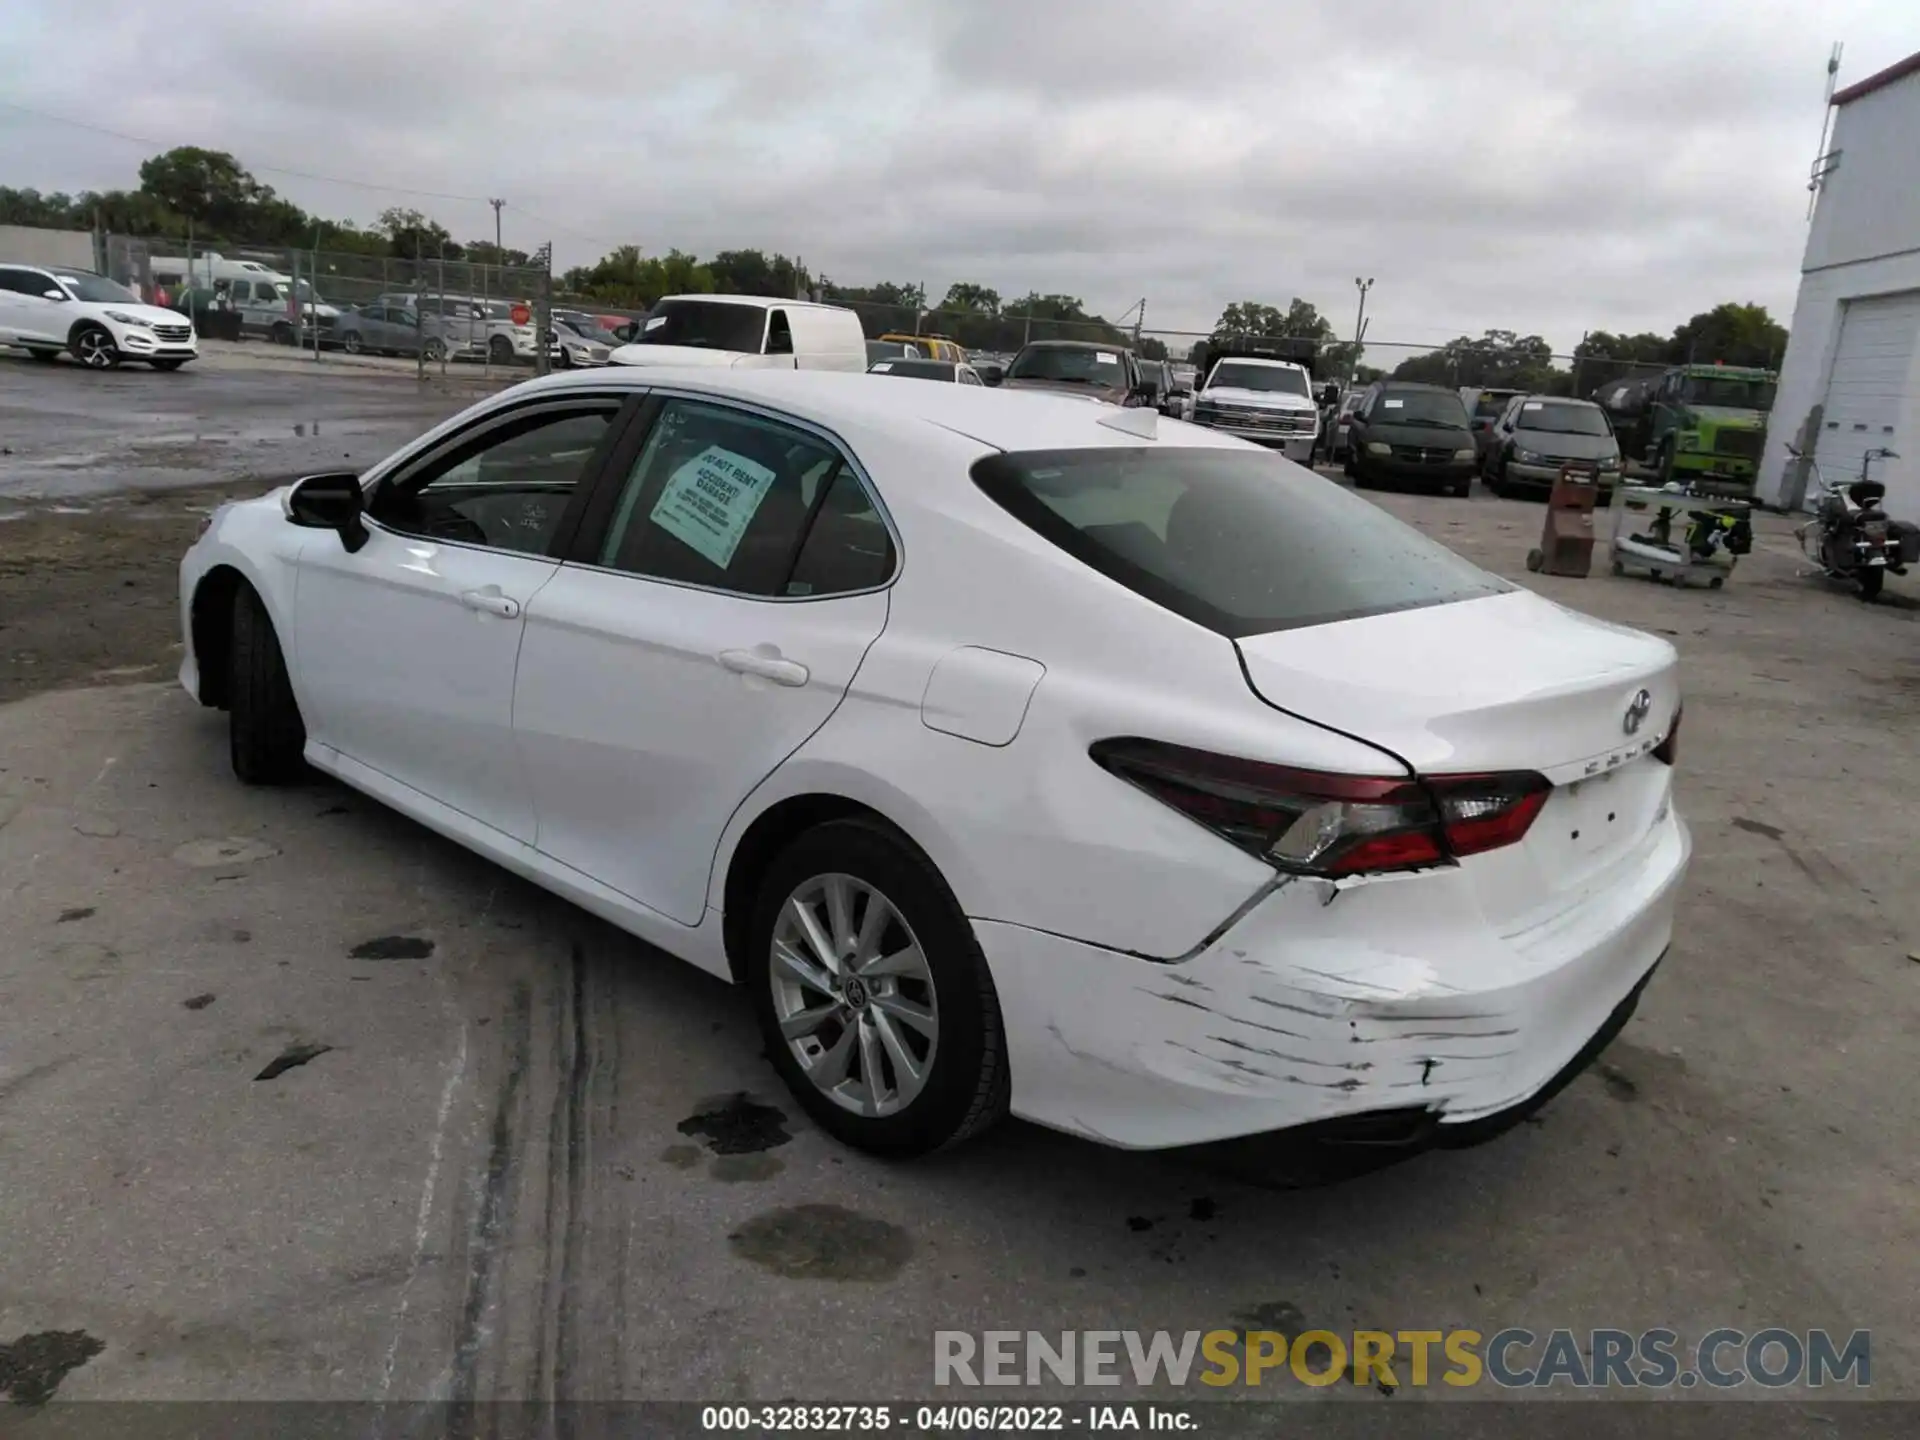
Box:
<box><xmin>971</xmin><ymin>447</ymin><xmax>1510</xmax><ymax>637</ymax></box>
<box><xmin>1370</xmin><ymin>390</ymin><xmax>1471</xmax><ymax>428</ymax></box>
<box><xmin>631</xmin><ymin>299</ymin><xmax>767</xmax><ymax>352</ymax></box>
<box><xmin>1473</xmin><ymin>394</ymin><xmax>1514</xmax><ymax>419</ymax></box>
<box><xmin>1514</xmin><ymin>401</ymin><xmax>1611</xmax><ymax>437</ymax></box>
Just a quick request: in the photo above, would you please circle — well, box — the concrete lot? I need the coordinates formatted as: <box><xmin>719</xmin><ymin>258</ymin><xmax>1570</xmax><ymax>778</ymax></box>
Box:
<box><xmin>1</xmin><ymin>413</ymin><xmax>1918</xmax><ymax>1409</ymax></box>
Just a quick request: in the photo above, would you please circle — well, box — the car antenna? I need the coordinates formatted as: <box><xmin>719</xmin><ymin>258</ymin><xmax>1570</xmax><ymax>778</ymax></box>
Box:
<box><xmin>1097</xmin><ymin>407</ymin><xmax>1158</xmax><ymax>440</ymax></box>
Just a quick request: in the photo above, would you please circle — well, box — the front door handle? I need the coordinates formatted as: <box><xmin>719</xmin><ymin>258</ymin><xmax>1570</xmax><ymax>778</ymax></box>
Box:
<box><xmin>718</xmin><ymin>649</ymin><xmax>810</xmax><ymax>687</ymax></box>
<box><xmin>459</xmin><ymin>588</ymin><xmax>520</xmax><ymax>619</ymax></box>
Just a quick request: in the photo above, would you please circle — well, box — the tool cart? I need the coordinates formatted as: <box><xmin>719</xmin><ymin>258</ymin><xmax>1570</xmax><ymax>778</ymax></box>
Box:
<box><xmin>1605</xmin><ymin>481</ymin><xmax>1754</xmax><ymax>589</ymax></box>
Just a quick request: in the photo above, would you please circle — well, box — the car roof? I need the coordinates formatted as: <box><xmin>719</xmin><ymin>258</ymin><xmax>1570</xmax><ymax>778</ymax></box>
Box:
<box><xmin>1516</xmin><ymin>394</ymin><xmax>1599</xmax><ymax>407</ymax></box>
<box><xmin>1018</xmin><ymin>339</ymin><xmax>1129</xmax><ymax>352</ymax></box>
<box><xmin>1375</xmin><ymin>381</ymin><xmax>1455</xmax><ymax>394</ymax></box>
<box><xmin>504</xmin><ymin>366</ymin><xmax>1254</xmax><ymax>456</ymax></box>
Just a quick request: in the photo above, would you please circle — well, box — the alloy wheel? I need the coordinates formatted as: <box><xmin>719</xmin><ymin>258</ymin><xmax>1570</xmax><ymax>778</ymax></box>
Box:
<box><xmin>77</xmin><ymin>330</ymin><xmax>114</xmax><ymax>367</ymax></box>
<box><xmin>768</xmin><ymin>873</ymin><xmax>939</xmax><ymax>1118</ymax></box>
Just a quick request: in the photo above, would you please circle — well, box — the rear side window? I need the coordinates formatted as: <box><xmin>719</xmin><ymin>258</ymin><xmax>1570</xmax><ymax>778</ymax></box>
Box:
<box><xmin>971</xmin><ymin>448</ymin><xmax>1509</xmax><ymax>637</ymax></box>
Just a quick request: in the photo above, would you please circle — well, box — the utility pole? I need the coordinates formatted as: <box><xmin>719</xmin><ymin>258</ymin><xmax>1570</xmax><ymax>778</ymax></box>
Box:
<box><xmin>1351</xmin><ymin>277</ymin><xmax>1374</xmax><ymax>382</ymax></box>
<box><xmin>488</xmin><ymin>198</ymin><xmax>505</xmax><ymax>255</ymax></box>
<box><xmin>1132</xmin><ymin>297</ymin><xmax>1146</xmax><ymax>349</ymax></box>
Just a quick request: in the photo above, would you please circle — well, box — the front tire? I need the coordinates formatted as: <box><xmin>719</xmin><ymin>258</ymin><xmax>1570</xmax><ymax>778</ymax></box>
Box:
<box><xmin>71</xmin><ymin>324</ymin><xmax>121</xmax><ymax>369</ymax></box>
<box><xmin>342</xmin><ymin>330</ymin><xmax>364</xmax><ymax>355</ymax></box>
<box><xmin>747</xmin><ymin>820</ymin><xmax>1009</xmax><ymax>1157</ymax></box>
<box><xmin>229</xmin><ymin>586</ymin><xmax>308</xmax><ymax>785</ymax></box>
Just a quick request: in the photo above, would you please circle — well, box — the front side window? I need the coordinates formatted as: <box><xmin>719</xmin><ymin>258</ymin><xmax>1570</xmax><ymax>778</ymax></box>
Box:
<box><xmin>594</xmin><ymin>400</ymin><xmax>894</xmax><ymax>598</ymax></box>
<box><xmin>971</xmin><ymin>446</ymin><xmax>1508</xmax><ymax>637</ymax></box>
<box><xmin>369</xmin><ymin>406</ymin><xmax>616</xmax><ymax>555</ymax></box>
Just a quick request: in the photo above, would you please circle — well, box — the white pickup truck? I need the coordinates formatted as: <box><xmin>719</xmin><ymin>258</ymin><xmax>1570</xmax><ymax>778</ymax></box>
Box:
<box><xmin>1190</xmin><ymin>351</ymin><xmax>1322</xmax><ymax>463</ymax></box>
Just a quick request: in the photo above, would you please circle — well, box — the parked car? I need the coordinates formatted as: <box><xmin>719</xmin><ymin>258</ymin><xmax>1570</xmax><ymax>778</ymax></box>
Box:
<box><xmin>1482</xmin><ymin>396</ymin><xmax>1622</xmax><ymax>498</ymax></box>
<box><xmin>337</xmin><ymin>303</ymin><xmax>423</xmax><ymax>357</ymax></box>
<box><xmin>1135</xmin><ymin>358</ymin><xmax>1185</xmax><ymax>417</ymax></box>
<box><xmin>881</xmin><ymin>332</ymin><xmax>966</xmax><ymax>362</ymax></box>
<box><xmin>867</xmin><ymin>339</ymin><xmax>924</xmax><ymax>365</ymax></box>
<box><xmin>552</xmin><ymin>316</ymin><xmax>613</xmax><ymax>368</ymax></box>
<box><xmin>997</xmin><ymin>340</ymin><xmax>1151</xmax><ymax>406</ymax></box>
<box><xmin>180</xmin><ymin>369</ymin><xmax>1688</xmax><ymax>1158</ymax></box>
<box><xmin>0</xmin><ymin>263</ymin><xmax>198</xmax><ymax>370</ymax></box>
<box><xmin>376</xmin><ymin>293</ymin><xmax>554</xmax><ymax>366</ymax></box>
<box><xmin>1189</xmin><ymin>347</ymin><xmax>1322</xmax><ymax>463</ymax></box>
<box><xmin>867</xmin><ymin>357</ymin><xmax>985</xmax><ymax>384</ymax></box>
<box><xmin>1324</xmin><ymin>389</ymin><xmax>1368</xmax><ymax>463</ymax></box>
<box><xmin>610</xmin><ymin>295</ymin><xmax>868</xmax><ymax>372</ymax></box>
<box><xmin>1460</xmin><ymin>387</ymin><xmax>1524</xmax><ymax>464</ymax></box>
<box><xmin>1345</xmin><ymin>382</ymin><xmax>1479</xmax><ymax>497</ymax></box>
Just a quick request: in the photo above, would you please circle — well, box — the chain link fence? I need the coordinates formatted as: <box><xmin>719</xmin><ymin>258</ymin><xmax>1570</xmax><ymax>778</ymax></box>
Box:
<box><xmin>101</xmin><ymin>233</ymin><xmax>555</xmax><ymax>379</ymax></box>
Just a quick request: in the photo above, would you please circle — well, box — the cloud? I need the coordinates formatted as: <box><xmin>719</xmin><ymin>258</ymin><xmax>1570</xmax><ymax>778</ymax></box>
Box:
<box><xmin>0</xmin><ymin>0</ymin><xmax>1911</xmax><ymax>352</ymax></box>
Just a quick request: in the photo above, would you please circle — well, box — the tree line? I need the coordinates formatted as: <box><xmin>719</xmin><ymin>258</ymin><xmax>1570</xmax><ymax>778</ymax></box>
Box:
<box><xmin>1</xmin><ymin>146</ymin><xmax>1786</xmax><ymax>382</ymax></box>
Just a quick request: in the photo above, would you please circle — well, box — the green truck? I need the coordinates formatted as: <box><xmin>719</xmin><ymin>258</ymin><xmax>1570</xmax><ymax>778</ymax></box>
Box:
<box><xmin>1593</xmin><ymin>363</ymin><xmax>1777</xmax><ymax>495</ymax></box>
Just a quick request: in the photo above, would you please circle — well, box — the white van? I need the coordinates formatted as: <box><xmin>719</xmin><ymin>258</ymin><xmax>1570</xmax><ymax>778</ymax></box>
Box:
<box><xmin>151</xmin><ymin>253</ymin><xmax>342</xmax><ymax>339</ymax></box>
<box><xmin>150</xmin><ymin>253</ymin><xmax>282</xmax><ymax>291</ymax></box>
<box><xmin>609</xmin><ymin>294</ymin><xmax>866</xmax><ymax>372</ymax></box>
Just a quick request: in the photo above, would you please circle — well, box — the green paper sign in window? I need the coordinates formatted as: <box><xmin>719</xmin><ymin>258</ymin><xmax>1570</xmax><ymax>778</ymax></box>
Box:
<box><xmin>649</xmin><ymin>444</ymin><xmax>779</xmax><ymax>568</ymax></box>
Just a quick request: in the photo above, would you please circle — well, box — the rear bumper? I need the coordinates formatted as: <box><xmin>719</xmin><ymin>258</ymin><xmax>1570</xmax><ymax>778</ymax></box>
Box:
<box><xmin>1505</xmin><ymin>461</ymin><xmax>1619</xmax><ymax>492</ymax></box>
<box><xmin>977</xmin><ymin>806</ymin><xmax>1690</xmax><ymax>1150</ymax></box>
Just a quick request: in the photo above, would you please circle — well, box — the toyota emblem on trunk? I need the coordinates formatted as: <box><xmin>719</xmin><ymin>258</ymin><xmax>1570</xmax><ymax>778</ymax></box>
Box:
<box><xmin>1623</xmin><ymin>689</ymin><xmax>1653</xmax><ymax>735</ymax></box>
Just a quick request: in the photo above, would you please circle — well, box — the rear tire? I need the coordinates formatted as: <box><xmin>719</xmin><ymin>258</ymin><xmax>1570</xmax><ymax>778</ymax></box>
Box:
<box><xmin>1859</xmin><ymin>568</ymin><xmax>1884</xmax><ymax>602</ymax></box>
<box><xmin>489</xmin><ymin>334</ymin><xmax>514</xmax><ymax>366</ymax></box>
<box><xmin>342</xmin><ymin>330</ymin><xmax>364</xmax><ymax>355</ymax></box>
<box><xmin>747</xmin><ymin>819</ymin><xmax>1009</xmax><ymax>1157</ymax></box>
<box><xmin>229</xmin><ymin>586</ymin><xmax>308</xmax><ymax>785</ymax></box>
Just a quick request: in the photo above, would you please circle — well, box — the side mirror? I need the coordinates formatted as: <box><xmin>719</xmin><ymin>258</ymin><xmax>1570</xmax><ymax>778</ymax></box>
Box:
<box><xmin>44</xmin><ymin>289</ymin><xmax>67</xmax><ymax>301</ymax></box>
<box><xmin>286</xmin><ymin>472</ymin><xmax>369</xmax><ymax>553</ymax></box>
<box><xmin>977</xmin><ymin>364</ymin><xmax>1004</xmax><ymax>386</ymax></box>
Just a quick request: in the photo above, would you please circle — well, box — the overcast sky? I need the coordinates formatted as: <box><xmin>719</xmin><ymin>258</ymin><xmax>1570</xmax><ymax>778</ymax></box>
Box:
<box><xmin>1</xmin><ymin>0</ymin><xmax>1913</xmax><ymax>355</ymax></box>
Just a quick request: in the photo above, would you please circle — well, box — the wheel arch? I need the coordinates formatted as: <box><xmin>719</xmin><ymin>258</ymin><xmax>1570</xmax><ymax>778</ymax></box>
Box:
<box><xmin>715</xmin><ymin>780</ymin><xmax>976</xmax><ymax>986</ymax></box>
<box><xmin>189</xmin><ymin>564</ymin><xmax>250</xmax><ymax>709</ymax></box>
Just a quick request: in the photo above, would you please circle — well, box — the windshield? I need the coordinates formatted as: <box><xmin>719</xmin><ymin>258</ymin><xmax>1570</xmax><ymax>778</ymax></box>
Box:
<box><xmin>1338</xmin><ymin>393</ymin><xmax>1366</xmax><ymax>416</ymax></box>
<box><xmin>55</xmin><ymin>273</ymin><xmax>140</xmax><ymax>304</ymax></box>
<box><xmin>1208</xmin><ymin>362</ymin><xmax>1309</xmax><ymax>396</ymax></box>
<box><xmin>1473</xmin><ymin>393</ymin><xmax>1516</xmax><ymax>420</ymax></box>
<box><xmin>971</xmin><ymin>447</ymin><xmax>1509</xmax><ymax>637</ymax></box>
<box><xmin>1369</xmin><ymin>390</ymin><xmax>1471</xmax><ymax>428</ymax></box>
<box><xmin>632</xmin><ymin>299</ymin><xmax>768</xmax><ymax>352</ymax></box>
<box><xmin>1514</xmin><ymin>401</ymin><xmax>1611</xmax><ymax>437</ymax></box>
<box><xmin>1680</xmin><ymin>376</ymin><xmax>1776</xmax><ymax>410</ymax></box>
<box><xmin>1007</xmin><ymin>346</ymin><xmax>1126</xmax><ymax>387</ymax></box>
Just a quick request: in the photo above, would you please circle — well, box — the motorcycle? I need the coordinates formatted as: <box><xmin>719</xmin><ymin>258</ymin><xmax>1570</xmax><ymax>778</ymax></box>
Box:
<box><xmin>1790</xmin><ymin>445</ymin><xmax>1916</xmax><ymax>602</ymax></box>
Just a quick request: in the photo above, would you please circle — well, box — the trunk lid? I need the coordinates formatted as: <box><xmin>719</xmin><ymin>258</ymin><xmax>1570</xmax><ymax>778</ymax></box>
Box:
<box><xmin>1234</xmin><ymin>589</ymin><xmax>1678</xmax><ymax>783</ymax></box>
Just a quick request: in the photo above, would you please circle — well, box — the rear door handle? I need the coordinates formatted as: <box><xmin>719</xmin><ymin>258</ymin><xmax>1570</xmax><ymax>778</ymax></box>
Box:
<box><xmin>459</xmin><ymin>588</ymin><xmax>520</xmax><ymax>619</ymax></box>
<box><xmin>718</xmin><ymin>649</ymin><xmax>810</xmax><ymax>686</ymax></box>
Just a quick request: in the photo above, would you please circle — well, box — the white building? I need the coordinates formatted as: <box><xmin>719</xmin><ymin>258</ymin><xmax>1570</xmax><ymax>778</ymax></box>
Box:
<box><xmin>1761</xmin><ymin>49</ymin><xmax>1920</xmax><ymax>512</ymax></box>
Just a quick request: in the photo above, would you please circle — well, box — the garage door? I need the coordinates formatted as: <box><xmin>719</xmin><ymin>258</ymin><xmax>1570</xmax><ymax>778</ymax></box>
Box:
<box><xmin>1819</xmin><ymin>289</ymin><xmax>1919</xmax><ymax>491</ymax></box>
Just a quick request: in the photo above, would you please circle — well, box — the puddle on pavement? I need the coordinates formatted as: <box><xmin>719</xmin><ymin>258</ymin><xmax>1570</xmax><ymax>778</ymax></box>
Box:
<box><xmin>677</xmin><ymin>1093</ymin><xmax>793</xmax><ymax>1154</ymax></box>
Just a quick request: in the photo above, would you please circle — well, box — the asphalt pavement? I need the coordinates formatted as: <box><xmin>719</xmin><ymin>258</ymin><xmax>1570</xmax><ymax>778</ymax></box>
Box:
<box><xmin>3</xmin><ymin>473</ymin><xmax>1916</xmax><ymax>1408</ymax></box>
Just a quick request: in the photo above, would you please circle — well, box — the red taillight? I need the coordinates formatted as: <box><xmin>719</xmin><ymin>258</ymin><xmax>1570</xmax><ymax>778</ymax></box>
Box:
<box><xmin>1090</xmin><ymin>739</ymin><xmax>1549</xmax><ymax>878</ymax></box>
<box><xmin>1653</xmin><ymin>705</ymin><xmax>1681</xmax><ymax>766</ymax></box>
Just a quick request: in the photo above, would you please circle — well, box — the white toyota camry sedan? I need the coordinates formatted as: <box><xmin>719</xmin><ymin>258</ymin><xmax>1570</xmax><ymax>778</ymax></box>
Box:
<box><xmin>179</xmin><ymin>368</ymin><xmax>1689</xmax><ymax>1158</ymax></box>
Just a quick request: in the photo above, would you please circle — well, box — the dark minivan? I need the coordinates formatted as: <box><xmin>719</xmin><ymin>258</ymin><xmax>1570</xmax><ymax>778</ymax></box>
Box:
<box><xmin>1344</xmin><ymin>382</ymin><xmax>1479</xmax><ymax>497</ymax></box>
